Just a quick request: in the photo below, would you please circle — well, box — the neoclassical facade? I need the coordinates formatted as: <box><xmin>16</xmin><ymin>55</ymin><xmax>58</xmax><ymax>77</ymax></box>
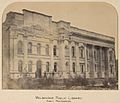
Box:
<box><xmin>3</xmin><ymin>9</ymin><xmax>116</xmax><ymax>80</ymax></box>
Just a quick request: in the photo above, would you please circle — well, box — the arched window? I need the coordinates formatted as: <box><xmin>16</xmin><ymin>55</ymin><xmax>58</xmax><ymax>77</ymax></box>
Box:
<box><xmin>94</xmin><ymin>48</ymin><xmax>99</xmax><ymax>61</ymax></box>
<box><xmin>28</xmin><ymin>42</ymin><xmax>32</xmax><ymax>53</ymax></box>
<box><xmin>109</xmin><ymin>51</ymin><xmax>113</xmax><ymax>61</ymax></box>
<box><xmin>65</xmin><ymin>62</ymin><xmax>69</xmax><ymax>70</ymax></box>
<box><xmin>36</xmin><ymin>60</ymin><xmax>42</xmax><ymax>78</ymax></box>
<box><xmin>46</xmin><ymin>44</ymin><xmax>49</xmax><ymax>55</ymax></box>
<box><xmin>65</xmin><ymin>45</ymin><xmax>69</xmax><ymax>57</ymax></box>
<box><xmin>53</xmin><ymin>45</ymin><xmax>57</xmax><ymax>56</ymax></box>
<box><xmin>72</xmin><ymin>62</ymin><xmax>75</xmax><ymax>73</ymax></box>
<box><xmin>86</xmin><ymin>47</ymin><xmax>90</xmax><ymax>59</ymax></box>
<box><xmin>36</xmin><ymin>60</ymin><xmax>41</xmax><ymax>70</ymax></box>
<box><xmin>110</xmin><ymin>65</ymin><xmax>113</xmax><ymax>74</ymax></box>
<box><xmin>102</xmin><ymin>49</ymin><xmax>105</xmax><ymax>60</ymax></box>
<box><xmin>18</xmin><ymin>40</ymin><xmax>23</xmax><ymax>54</ymax></box>
<box><xmin>18</xmin><ymin>60</ymin><xmax>23</xmax><ymax>72</ymax></box>
<box><xmin>79</xmin><ymin>46</ymin><xmax>84</xmax><ymax>58</ymax></box>
<box><xmin>80</xmin><ymin>63</ymin><xmax>84</xmax><ymax>73</ymax></box>
<box><xmin>37</xmin><ymin>43</ymin><xmax>41</xmax><ymax>55</ymax></box>
<box><xmin>46</xmin><ymin>62</ymin><xmax>49</xmax><ymax>72</ymax></box>
<box><xmin>54</xmin><ymin>62</ymin><xmax>57</xmax><ymax>72</ymax></box>
<box><xmin>95</xmin><ymin>64</ymin><xmax>97</xmax><ymax>72</ymax></box>
<box><xmin>94</xmin><ymin>50</ymin><xmax>97</xmax><ymax>60</ymax></box>
<box><xmin>87</xmin><ymin>63</ymin><xmax>90</xmax><ymax>72</ymax></box>
<box><xmin>72</xmin><ymin>46</ymin><xmax>75</xmax><ymax>57</ymax></box>
<box><xmin>28</xmin><ymin>61</ymin><xmax>32</xmax><ymax>72</ymax></box>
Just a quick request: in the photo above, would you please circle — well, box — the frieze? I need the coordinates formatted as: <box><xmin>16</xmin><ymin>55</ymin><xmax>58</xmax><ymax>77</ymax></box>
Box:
<box><xmin>71</xmin><ymin>32</ymin><xmax>115</xmax><ymax>44</ymax></box>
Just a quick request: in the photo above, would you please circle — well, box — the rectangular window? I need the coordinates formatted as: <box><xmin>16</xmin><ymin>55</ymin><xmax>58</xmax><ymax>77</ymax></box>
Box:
<box><xmin>28</xmin><ymin>42</ymin><xmax>32</xmax><ymax>54</ymax></box>
<box><xmin>80</xmin><ymin>63</ymin><xmax>84</xmax><ymax>73</ymax></box>
<box><xmin>53</xmin><ymin>45</ymin><xmax>57</xmax><ymax>56</ymax></box>
<box><xmin>18</xmin><ymin>41</ymin><xmax>23</xmax><ymax>54</ymax></box>
<box><xmin>79</xmin><ymin>46</ymin><xmax>84</xmax><ymax>58</ymax></box>
<box><xmin>65</xmin><ymin>46</ymin><xmax>69</xmax><ymax>57</ymax></box>
<box><xmin>72</xmin><ymin>46</ymin><xmax>75</xmax><ymax>57</ymax></box>
<box><xmin>87</xmin><ymin>63</ymin><xmax>89</xmax><ymax>72</ymax></box>
<box><xmin>72</xmin><ymin>62</ymin><xmax>75</xmax><ymax>73</ymax></box>
<box><xmin>109</xmin><ymin>51</ymin><xmax>113</xmax><ymax>61</ymax></box>
<box><xmin>95</xmin><ymin>64</ymin><xmax>97</xmax><ymax>72</ymax></box>
<box><xmin>86</xmin><ymin>49</ymin><xmax>89</xmax><ymax>59</ymax></box>
<box><xmin>46</xmin><ymin>44</ymin><xmax>49</xmax><ymax>55</ymax></box>
<box><xmin>110</xmin><ymin>65</ymin><xmax>113</xmax><ymax>74</ymax></box>
<box><xmin>37</xmin><ymin>43</ymin><xmax>41</xmax><ymax>55</ymax></box>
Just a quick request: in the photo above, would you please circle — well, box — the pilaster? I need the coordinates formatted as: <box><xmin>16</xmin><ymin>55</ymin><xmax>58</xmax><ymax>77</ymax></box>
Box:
<box><xmin>60</xmin><ymin>40</ymin><xmax>66</xmax><ymax>78</ymax></box>
<box><xmin>75</xmin><ymin>43</ymin><xmax>79</xmax><ymax>75</ymax></box>
<box><xmin>69</xmin><ymin>42</ymin><xmax>72</xmax><ymax>76</ymax></box>
<box><xmin>99</xmin><ymin>47</ymin><xmax>104</xmax><ymax>78</ymax></box>
<box><xmin>50</xmin><ymin>41</ymin><xmax>54</xmax><ymax>72</ymax></box>
<box><xmin>23</xmin><ymin>36</ymin><xmax>28</xmax><ymax>72</ymax></box>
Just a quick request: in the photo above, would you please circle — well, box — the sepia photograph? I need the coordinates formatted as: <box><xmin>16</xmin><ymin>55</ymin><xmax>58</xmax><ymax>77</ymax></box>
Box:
<box><xmin>2</xmin><ymin>2</ymin><xmax>118</xmax><ymax>90</ymax></box>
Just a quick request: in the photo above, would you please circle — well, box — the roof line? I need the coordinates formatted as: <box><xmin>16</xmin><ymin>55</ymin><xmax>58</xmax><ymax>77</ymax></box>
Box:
<box><xmin>7</xmin><ymin>11</ymin><xmax>23</xmax><ymax>15</ymax></box>
<box><xmin>22</xmin><ymin>9</ymin><xmax>52</xmax><ymax>18</ymax></box>
<box><xmin>71</xmin><ymin>26</ymin><xmax>115</xmax><ymax>40</ymax></box>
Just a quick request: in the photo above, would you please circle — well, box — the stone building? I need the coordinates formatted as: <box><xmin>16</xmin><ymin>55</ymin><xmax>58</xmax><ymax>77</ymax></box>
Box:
<box><xmin>3</xmin><ymin>9</ymin><xmax>116</xmax><ymax>80</ymax></box>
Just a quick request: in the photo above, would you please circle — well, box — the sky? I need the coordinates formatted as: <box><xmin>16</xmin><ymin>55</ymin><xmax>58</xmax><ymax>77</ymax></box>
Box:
<box><xmin>2</xmin><ymin>2</ymin><xmax>118</xmax><ymax>58</ymax></box>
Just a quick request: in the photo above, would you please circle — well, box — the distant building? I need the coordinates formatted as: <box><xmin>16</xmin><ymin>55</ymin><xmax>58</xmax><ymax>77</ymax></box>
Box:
<box><xmin>3</xmin><ymin>9</ymin><xmax>116</xmax><ymax>81</ymax></box>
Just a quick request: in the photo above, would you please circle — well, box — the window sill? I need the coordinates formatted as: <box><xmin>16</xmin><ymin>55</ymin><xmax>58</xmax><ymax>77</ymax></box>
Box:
<box><xmin>65</xmin><ymin>56</ymin><xmax>70</xmax><ymax>57</ymax></box>
<box><xmin>28</xmin><ymin>53</ymin><xmax>33</xmax><ymax>55</ymax></box>
<box><xmin>17</xmin><ymin>53</ymin><xmax>24</xmax><ymax>55</ymax></box>
<box><xmin>72</xmin><ymin>56</ymin><xmax>76</xmax><ymax>58</ymax></box>
<box><xmin>79</xmin><ymin>57</ymin><xmax>85</xmax><ymax>59</ymax></box>
<box><xmin>53</xmin><ymin>55</ymin><xmax>58</xmax><ymax>57</ymax></box>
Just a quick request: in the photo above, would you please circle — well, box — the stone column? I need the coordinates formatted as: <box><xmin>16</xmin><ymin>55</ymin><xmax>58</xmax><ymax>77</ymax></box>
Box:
<box><xmin>84</xmin><ymin>44</ymin><xmax>88</xmax><ymax>78</ymax></box>
<box><xmin>113</xmin><ymin>48</ymin><xmax>116</xmax><ymax>78</ymax></box>
<box><xmin>105</xmin><ymin>48</ymin><xmax>109</xmax><ymax>78</ymax></box>
<box><xmin>107</xmin><ymin>48</ymin><xmax>110</xmax><ymax>78</ymax></box>
<box><xmin>69</xmin><ymin>42</ymin><xmax>72</xmax><ymax>76</ymax></box>
<box><xmin>90</xmin><ymin>45</ymin><xmax>94</xmax><ymax>78</ymax></box>
<box><xmin>10</xmin><ymin>36</ymin><xmax>15</xmax><ymax>79</ymax></box>
<box><xmin>50</xmin><ymin>40</ymin><xmax>54</xmax><ymax>77</ymax></box>
<box><xmin>99</xmin><ymin>47</ymin><xmax>103</xmax><ymax>78</ymax></box>
<box><xmin>75</xmin><ymin>43</ymin><xmax>79</xmax><ymax>76</ymax></box>
<box><xmin>13</xmin><ymin>37</ymin><xmax>18</xmax><ymax>78</ymax></box>
<box><xmin>10</xmin><ymin>38</ymin><xmax>14</xmax><ymax>72</ymax></box>
<box><xmin>60</xmin><ymin>40</ymin><xmax>66</xmax><ymax>78</ymax></box>
<box><xmin>23</xmin><ymin>36</ymin><xmax>28</xmax><ymax>75</ymax></box>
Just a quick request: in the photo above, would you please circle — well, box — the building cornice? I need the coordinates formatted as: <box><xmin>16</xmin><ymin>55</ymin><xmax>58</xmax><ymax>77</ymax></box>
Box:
<box><xmin>71</xmin><ymin>32</ymin><xmax>115</xmax><ymax>44</ymax></box>
<box><xmin>70</xmin><ymin>26</ymin><xmax>115</xmax><ymax>41</ymax></box>
<box><xmin>22</xmin><ymin>9</ymin><xmax>52</xmax><ymax>18</ymax></box>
